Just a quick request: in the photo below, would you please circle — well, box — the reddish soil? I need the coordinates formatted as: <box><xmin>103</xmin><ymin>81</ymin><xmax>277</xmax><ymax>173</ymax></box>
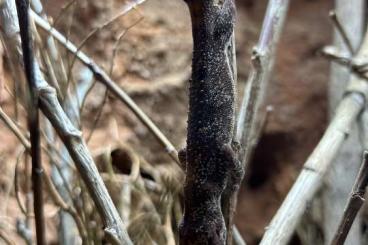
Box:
<box><xmin>0</xmin><ymin>0</ymin><xmax>332</xmax><ymax>244</ymax></box>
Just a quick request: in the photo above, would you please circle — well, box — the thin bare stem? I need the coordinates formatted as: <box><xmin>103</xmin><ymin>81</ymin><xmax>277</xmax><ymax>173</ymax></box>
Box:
<box><xmin>0</xmin><ymin>1</ymin><xmax>133</xmax><ymax>243</ymax></box>
<box><xmin>329</xmin><ymin>10</ymin><xmax>355</xmax><ymax>55</ymax></box>
<box><xmin>0</xmin><ymin>230</ymin><xmax>16</xmax><ymax>245</ymax></box>
<box><xmin>260</xmin><ymin>30</ymin><xmax>368</xmax><ymax>245</ymax></box>
<box><xmin>30</xmin><ymin>9</ymin><xmax>181</xmax><ymax>166</ymax></box>
<box><xmin>15</xmin><ymin>0</ymin><xmax>46</xmax><ymax>243</ymax></box>
<box><xmin>330</xmin><ymin>151</ymin><xmax>368</xmax><ymax>245</ymax></box>
<box><xmin>0</xmin><ymin>107</ymin><xmax>31</xmax><ymax>149</ymax></box>
<box><xmin>224</xmin><ymin>0</ymin><xmax>289</xmax><ymax>241</ymax></box>
<box><xmin>235</xmin><ymin>0</ymin><xmax>289</xmax><ymax>172</ymax></box>
<box><xmin>86</xmin><ymin>16</ymin><xmax>143</xmax><ymax>143</ymax></box>
<box><xmin>43</xmin><ymin>172</ymin><xmax>88</xmax><ymax>244</ymax></box>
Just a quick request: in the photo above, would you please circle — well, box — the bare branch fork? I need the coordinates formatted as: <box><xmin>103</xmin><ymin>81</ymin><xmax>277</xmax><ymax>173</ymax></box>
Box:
<box><xmin>14</xmin><ymin>0</ymin><xmax>46</xmax><ymax>244</ymax></box>
<box><xmin>259</xmin><ymin>29</ymin><xmax>368</xmax><ymax>245</ymax></box>
<box><xmin>330</xmin><ymin>151</ymin><xmax>368</xmax><ymax>245</ymax></box>
<box><xmin>0</xmin><ymin>0</ymin><xmax>132</xmax><ymax>243</ymax></box>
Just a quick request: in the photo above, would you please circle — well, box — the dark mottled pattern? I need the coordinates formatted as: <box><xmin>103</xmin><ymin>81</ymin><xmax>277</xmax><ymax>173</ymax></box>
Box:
<box><xmin>179</xmin><ymin>0</ymin><xmax>242</xmax><ymax>244</ymax></box>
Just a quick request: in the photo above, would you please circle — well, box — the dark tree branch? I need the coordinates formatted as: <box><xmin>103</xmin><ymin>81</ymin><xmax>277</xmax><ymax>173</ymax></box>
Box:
<box><xmin>179</xmin><ymin>0</ymin><xmax>242</xmax><ymax>244</ymax></box>
<box><xmin>330</xmin><ymin>151</ymin><xmax>368</xmax><ymax>245</ymax></box>
<box><xmin>14</xmin><ymin>0</ymin><xmax>46</xmax><ymax>244</ymax></box>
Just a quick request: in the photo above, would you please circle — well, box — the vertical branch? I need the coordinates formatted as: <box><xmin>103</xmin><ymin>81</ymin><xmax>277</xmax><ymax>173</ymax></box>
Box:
<box><xmin>222</xmin><ymin>1</ymin><xmax>289</xmax><ymax>242</ymax></box>
<box><xmin>14</xmin><ymin>0</ymin><xmax>46</xmax><ymax>244</ymax></box>
<box><xmin>235</xmin><ymin>0</ymin><xmax>290</xmax><ymax>177</ymax></box>
<box><xmin>180</xmin><ymin>0</ymin><xmax>241</xmax><ymax>244</ymax></box>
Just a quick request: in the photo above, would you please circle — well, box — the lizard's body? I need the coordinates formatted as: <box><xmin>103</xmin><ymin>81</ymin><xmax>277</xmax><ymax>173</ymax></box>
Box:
<box><xmin>180</xmin><ymin>0</ymin><xmax>241</xmax><ymax>244</ymax></box>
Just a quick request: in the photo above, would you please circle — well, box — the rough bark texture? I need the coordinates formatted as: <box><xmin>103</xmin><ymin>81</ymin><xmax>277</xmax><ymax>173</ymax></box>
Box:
<box><xmin>179</xmin><ymin>0</ymin><xmax>243</xmax><ymax>244</ymax></box>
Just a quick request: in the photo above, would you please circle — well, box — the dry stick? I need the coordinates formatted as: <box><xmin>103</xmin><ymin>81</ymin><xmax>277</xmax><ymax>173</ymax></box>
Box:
<box><xmin>0</xmin><ymin>1</ymin><xmax>133</xmax><ymax>244</ymax></box>
<box><xmin>30</xmin><ymin>10</ymin><xmax>181</xmax><ymax>166</ymax></box>
<box><xmin>0</xmin><ymin>107</ymin><xmax>31</xmax><ymax>149</ymax></box>
<box><xmin>259</xmin><ymin>31</ymin><xmax>368</xmax><ymax>245</ymax></box>
<box><xmin>14</xmin><ymin>149</ymin><xmax>30</xmax><ymax>216</ymax></box>
<box><xmin>0</xmin><ymin>230</ymin><xmax>16</xmax><ymax>245</ymax></box>
<box><xmin>233</xmin><ymin>227</ymin><xmax>247</xmax><ymax>245</ymax></box>
<box><xmin>320</xmin><ymin>46</ymin><xmax>368</xmax><ymax>78</ymax></box>
<box><xmin>235</xmin><ymin>0</ymin><xmax>289</xmax><ymax>178</ymax></box>
<box><xmin>2</xmin><ymin>91</ymin><xmax>87</xmax><ymax>243</ymax></box>
<box><xmin>15</xmin><ymin>0</ymin><xmax>46</xmax><ymax>244</ymax></box>
<box><xmin>329</xmin><ymin>11</ymin><xmax>355</xmax><ymax>55</ymax></box>
<box><xmin>224</xmin><ymin>0</ymin><xmax>290</xmax><ymax>241</ymax></box>
<box><xmin>42</xmin><ymin>172</ymin><xmax>88</xmax><ymax>244</ymax></box>
<box><xmin>0</xmin><ymin>106</ymin><xmax>75</xmax><ymax>169</ymax></box>
<box><xmin>63</xmin><ymin>5</ymin><xmax>140</xmax><ymax>97</ymax></box>
<box><xmin>86</xmin><ymin>16</ymin><xmax>144</xmax><ymax>143</ymax></box>
<box><xmin>330</xmin><ymin>151</ymin><xmax>368</xmax><ymax>245</ymax></box>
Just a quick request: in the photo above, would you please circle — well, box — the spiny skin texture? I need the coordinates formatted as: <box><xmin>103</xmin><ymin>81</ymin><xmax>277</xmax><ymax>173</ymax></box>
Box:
<box><xmin>180</xmin><ymin>0</ymin><xmax>242</xmax><ymax>244</ymax></box>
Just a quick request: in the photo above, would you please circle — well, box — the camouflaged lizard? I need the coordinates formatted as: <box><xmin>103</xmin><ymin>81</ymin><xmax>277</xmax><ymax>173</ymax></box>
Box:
<box><xmin>179</xmin><ymin>0</ymin><xmax>243</xmax><ymax>244</ymax></box>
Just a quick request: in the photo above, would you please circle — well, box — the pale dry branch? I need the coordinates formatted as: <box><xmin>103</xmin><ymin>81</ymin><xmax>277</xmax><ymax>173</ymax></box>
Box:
<box><xmin>224</xmin><ymin>0</ymin><xmax>290</xmax><ymax>242</ymax></box>
<box><xmin>0</xmin><ymin>0</ymin><xmax>132</xmax><ymax>243</ymax></box>
<box><xmin>329</xmin><ymin>11</ymin><xmax>354</xmax><ymax>55</ymax></box>
<box><xmin>260</xmin><ymin>30</ymin><xmax>368</xmax><ymax>245</ymax></box>
<box><xmin>235</xmin><ymin>0</ymin><xmax>289</xmax><ymax>172</ymax></box>
<box><xmin>29</xmin><ymin>3</ymin><xmax>181</xmax><ymax>167</ymax></box>
<box><xmin>42</xmin><ymin>172</ymin><xmax>88</xmax><ymax>244</ymax></box>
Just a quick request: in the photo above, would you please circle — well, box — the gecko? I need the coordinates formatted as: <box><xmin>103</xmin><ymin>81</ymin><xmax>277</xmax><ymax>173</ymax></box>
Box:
<box><xmin>179</xmin><ymin>0</ymin><xmax>243</xmax><ymax>244</ymax></box>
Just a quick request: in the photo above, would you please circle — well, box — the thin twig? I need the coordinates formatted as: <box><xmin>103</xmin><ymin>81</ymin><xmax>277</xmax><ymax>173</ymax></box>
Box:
<box><xmin>42</xmin><ymin>171</ymin><xmax>88</xmax><ymax>244</ymax></box>
<box><xmin>235</xmin><ymin>0</ymin><xmax>290</xmax><ymax>174</ymax></box>
<box><xmin>330</xmin><ymin>151</ymin><xmax>368</xmax><ymax>245</ymax></box>
<box><xmin>14</xmin><ymin>149</ymin><xmax>29</xmax><ymax>216</ymax></box>
<box><xmin>0</xmin><ymin>229</ymin><xmax>16</xmax><ymax>245</ymax></box>
<box><xmin>0</xmin><ymin>1</ymin><xmax>133</xmax><ymax>243</ymax></box>
<box><xmin>224</xmin><ymin>0</ymin><xmax>290</xmax><ymax>241</ymax></box>
<box><xmin>64</xmin><ymin>6</ymin><xmax>141</xmax><ymax>96</ymax></box>
<box><xmin>86</xmin><ymin>16</ymin><xmax>143</xmax><ymax>143</ymax></box>
<box><xmin>15</xmin><ymin>0</ymin><xmax>46</xmax><ymax>243</ymax></box>
<box><xmin>260</xmin><ymin>30</ymin><xmax>368</xmax><ymax>245</ymax></box>
<box><xmin>329</xmin><ymin>10</ymin><xmax>355</xmax><ymax>55</ymax></box>
<box><xmin>0</xmin><ymin>107</ymin><xmax>31</xmax><ymax>149</ymax></box>
<box><xmin>30</xmin><ymin>9</ymin><xmax>181</xmax><ymax>166</ymax></box>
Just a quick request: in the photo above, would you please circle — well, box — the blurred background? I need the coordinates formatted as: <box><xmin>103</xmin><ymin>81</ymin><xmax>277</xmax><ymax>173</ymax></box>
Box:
<box><xmin>0</xmin><ymin>0</ymin><xmax>332</xmax><ymax>244</ymax></box>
